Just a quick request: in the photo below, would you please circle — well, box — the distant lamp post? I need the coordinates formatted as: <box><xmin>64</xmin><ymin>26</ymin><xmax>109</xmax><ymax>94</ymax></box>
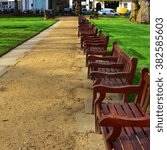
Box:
<box><xmin>14</xmin><ymin>0</ymin><xmax>19</xmax><ymax>14</ymax></box>
<box><xmin>0</xmin><ymin>0</ymin><xmax>2</xmax><ymax>11</ymax></box>
<box><xmin>31</xmin><ymin>3</ymin><xmax>33</xmax><ymax>10</ymax></box>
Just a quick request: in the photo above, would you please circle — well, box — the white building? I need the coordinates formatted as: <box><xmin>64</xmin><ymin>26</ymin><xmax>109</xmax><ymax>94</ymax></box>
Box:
<box><xmin>0</xmin><ymin>0</ymin><xmax>73</xmax><ymax>11</ymax></box>
<box><xmin>119</xmin><ymin>0</ymin><xmax>132</xmax><ymax>10</ymax></box>
<box><xmin>92</xmin><ymin>0</ymin><xmax>132</xmax><ymax>11</ymax></box>
<box><xmin>22</xmin><ymin>0</ymin><xmax>48</xmax><ymax>10</ymax></box>
<box><xmin>0</xmin><ymin>0</ymin><xmax>132</xmax><ymax>13</ymax></box>
<box><xmin>0</xmin><ymin>0</ymin><xmax>22</xmax><ymax>11</ymax></box>
<box><xmin>81</xmin><ymin>0</ymin><xmax>97</xmax><ymax>10</ymax></box>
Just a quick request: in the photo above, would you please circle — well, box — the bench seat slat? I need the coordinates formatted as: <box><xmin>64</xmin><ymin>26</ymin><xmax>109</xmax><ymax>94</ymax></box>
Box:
<box><xmin>101</xmin><ymin>104</ymin><xmax>123</xmax><ymax>150</ymax></box>
<box><xmin>114</xmin><ymin>103</ymin><xmax>140</xmax><ymax>150</ymax></box>
<box><xmin>128</xmin><ymin>103</ymin><xmax>150</xmax><ymax>150</ymax></box>
<box><xmin>143</xmin><ymin>127</ymin><xmax>150</xmax><ymax>140</ymax></box>
<box><xmin>121</xmin><ymin>103</ymin><xmax>145</xmax><ymax>150</ymax></box>
<box><xmin>100</xmin><ymin>104</ymin><xmax>132</xmax><ymax>150</ymax></box>
<box><xmin>101</xmin><ymin>104</ymin><xmax>124</xmax><ymax>150</ymax></box>
<box><xmin>100</xmin><ymin>103</ymin><xmax>149</xmax><ymax>150</ymax></box>
<box><xmin>101</xmin><ymin>103</ymin><xmax>110</xmax><ymax>115</ymax></box>
<box><xmin>101</xmin><ymin>127</ymin><xmax>123</xmax><ymax>150</ymax></box>
<box><xmin>89</xmin><ymin>46</ymin><xmax>105</xmax><ymax>50</ymax></box>
<box><xmin>101</xmin><ymin>78</ymin><xmax>125</xmax><ymax>87</ymax></box>
<box><xmin>107</xmin><ymin>103</ymin><xmax>131</xmax><ymax>150</ymax></box>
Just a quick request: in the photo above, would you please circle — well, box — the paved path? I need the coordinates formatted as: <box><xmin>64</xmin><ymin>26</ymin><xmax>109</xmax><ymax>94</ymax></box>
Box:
<box><xmin>0</xmin><ymin>17</ymin><xmax>104</xmax><ymax>150</ymax></box>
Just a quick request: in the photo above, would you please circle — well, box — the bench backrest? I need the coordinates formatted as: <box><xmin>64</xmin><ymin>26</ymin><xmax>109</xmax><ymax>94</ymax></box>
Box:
<box><xmin>111</xmin><ymin>42</ymin><xmax>138</xmax><ymax>84</ymax></box>
<box><xmin>92</xmin><ymin>26</ymin><xmax>98</xmax><ymax>35</ymax></box>
<box><xmin>99</xmin><ymin>32</ymin><xmax>109</xmax><ymax>49</ymax></box>
<box><xmin>78</xmin><ymin>23</ymin><xmax>93</xmax><ymax>29</ymax></box>
<box><xmin>78</xmin><ymin>15</ymin><xmax>87</xmax><ymax>24</ymax></box>
<box><xmin>135</xmin><ymin>68</ymin><xmax>150</xmax><ymax>115</ymax></box>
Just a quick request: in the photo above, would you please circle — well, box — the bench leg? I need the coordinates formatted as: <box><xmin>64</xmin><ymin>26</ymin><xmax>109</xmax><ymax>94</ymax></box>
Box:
<box><xmin>123</xmin><ymin>93</ymin><xmax>129</xmax><ymax>103</ymax></box>
<box><xmin>83</xmin><ymin>48</ymin><xmax>86</xmax><ymax>55</ymax></box>
<box><xmin>81</xmin><ymin>36</ymin><xmax>84</xmax><ymax>50</ymax></box>
<box><xmin>78</xmin><ymin>31</ymin><xmax>80</xmax><ymax>37</ymax></box>
<box><xmin>95</xmin><ymin>111</ymin><xmax>101</xmax><ymax>133</ymax></box>
<box><xmin>86</xmin><ymin>53</ymin><xmax>88</xmax><ymax>66</ymax></box>
<box><xmin>87</xmin><ymin>66</ymin><xmax>90</xmax><ymax>78</ymax></box>
<box><xmin>84</xmin><ymin>47</ymin><xmax>88</xmax><ymax>55</ymax></box>
<box><xmin>80</xmin><ymin>39</ymin><xmax>83</xmax><ymax>49</ymax></box>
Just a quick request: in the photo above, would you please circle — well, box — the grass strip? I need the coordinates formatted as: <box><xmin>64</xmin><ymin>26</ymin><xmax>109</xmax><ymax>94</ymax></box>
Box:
<box><xmin>0</xmin><ymin>17</ymin><xmax>57</xmax><ymax>56</ymax></box>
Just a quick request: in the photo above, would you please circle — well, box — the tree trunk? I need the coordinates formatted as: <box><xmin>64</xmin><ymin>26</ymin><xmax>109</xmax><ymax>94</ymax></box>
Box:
<box><xmin>136</xmin><ymin>0</ymin><xmax>150</xmax><ymax>24</ymax></box>
<box><xmin>75</xmin><ymin>0</ymin><xmax>81</xmax><ymax>15</ymax></box>
<box><xmin>14</xmin><ymin>0</ymin><xmax>19</xmax><ymax>15</ymax></box>
<box><xmin>130</xmin><ymin>0</ymin><xmax>140</xmax><ymax>22</ymax></box>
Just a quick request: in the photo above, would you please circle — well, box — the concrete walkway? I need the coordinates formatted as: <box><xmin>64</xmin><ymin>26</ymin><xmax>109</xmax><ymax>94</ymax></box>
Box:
<box><xmin>0</xmin><ymin>17</ymin><xmax>105</xmax><ymax>150</ymax></box>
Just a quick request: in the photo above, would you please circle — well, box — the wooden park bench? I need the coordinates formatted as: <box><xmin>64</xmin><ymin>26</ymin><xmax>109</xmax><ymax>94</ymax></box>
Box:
<box><xmin>88</xmin><ymin>42</ymin><xmax>138</xmax><ymax>84</ymax></box>
<box><xmin>80</xmin><ymin>26</ymin><xmax>98</xmax><ymax>39</ymax></box>
<box><xmin>78</xmin><ymin>24</ymin><xmax>97</xmax><ymax>38</ymax></box>
<box><xmin>78</xmin><ymin>23</ymin><xmax>93</xmax><ymax>37</ymax></box>
<box><xmin>93</xmin><ymin>68</ymin><xmax>150</xmax><ymax>150</ymax></box>
<box><xmin>78</xmin><ymin>15</ymin><xmax>88</xmax><ymax>25</ymax></box>
<box><xmin>80</xmin><ymin>30</ymin><xmax>102</xmax><ymax>49</ymax></box>
<box><xmin>86</xmin><ymin>41</ymin><xmax>117</xmax><ymax>68</ymax></box>
<box><xmin>89</xmin><ymin>43</ymin><xmax>138</xmax><ymax>112</ymax></box>
<box><xmin>83</xmin><ymin>32</ymin><xmax>109</xmax><ymax>56</ymax></box>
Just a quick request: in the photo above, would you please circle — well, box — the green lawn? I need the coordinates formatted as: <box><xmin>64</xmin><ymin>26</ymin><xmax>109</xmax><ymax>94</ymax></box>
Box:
<box><xmin>91</xmin><ymin>17</ymin><xmax>150</xmax><ymax>84</ymax></box>
<box><xmin>0</xmin><ymin>17</ymin><xmax>57</xmax><ymax>56</ymax></box>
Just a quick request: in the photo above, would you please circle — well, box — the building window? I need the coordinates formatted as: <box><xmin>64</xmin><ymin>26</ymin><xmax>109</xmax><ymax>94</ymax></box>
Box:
<box><xmin>124</xmin><ymin>3</ymin><xmax>128</xmax><ymax>8</ymax></box>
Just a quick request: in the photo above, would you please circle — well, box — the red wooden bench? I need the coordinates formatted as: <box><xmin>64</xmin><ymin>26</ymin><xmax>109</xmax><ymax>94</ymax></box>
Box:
<box><xmin>80</xmin><ymin>30</ymin><xmax>102</xmax><ymax>49</ymax></box>
<box><xmin>83</xmin><ymin>32</ymin><xmax>109</xmax><ymax>56</ymax></box>
<box><xmin>79</xmin><ymin>26</ymin><xmax>98</xmax><ymax>40</ymax></box>
<box><xmin>94</xmin><ymin>68</ymin><xmax>150</xmax><ymax>150</ymax></box>
<box><xmin>89</xmin><ymin>43</ymin><xmax>138</xmax><ymax>112</ymax></box>
<box><xmin>78</xmin><ymin>23</ymin><xmax>95</xmax><ymax>37</ymax></box>
<box><xmin>86</xmin><ymin>41</ymin><xmax>118</xmax><ymax>71</ymax></box>
<box><xmin>78</xmin><ymin>15</ymin><xmax>88</xmax><ymax>25</ymax></box>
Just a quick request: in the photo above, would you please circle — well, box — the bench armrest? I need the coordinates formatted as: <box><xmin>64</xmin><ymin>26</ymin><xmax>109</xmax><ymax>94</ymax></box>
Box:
<box><xmin>90</xmin><ymin>71</ymin><xmax>130</xmax><ymax>81</ymax></box>
<box><xmin>99</xmin><ymin>115</ymin><xmax>149</xmax><ymax>142</ymax></box>
<box><xmin>78</xmin><ymin>26</ymin><xmax>90</xmax><ymax>30</ymax></box>
<box><xmin>100</xmin><ymin>115</ymin><xmax>150</xmax><ymax>127</ymax></box>
<box><xmin>82</xmin><ymin>38</ymin><xmax>100</xmax><ymax>43</ymax></box>
<box><xmin>94</xmin><ymin>84</ymin><xmax>141</xmax><ymax>94</ymax></box>
<box><xmin>81</xmin><ymin>31</ymin><xmax>96</xmax><ymax>36</ymax></box>
<box><xmin>93</xmin><ymin>68</ymin><xmax>149</xmax><ymax>94</ymax></box>
<box><xmin>82</xmin><ymin>36</ymin><xmax>99</xmax><ymax>40</ymax></box>
<box><xmin>87</xmin><ymin>50</ymin><xmax>111</xmax><ymax>55</ymax></box>
<box><xmin>93</xmin><ymin>84</ymin><xmax>144</xmax><ymax>105</ymax></box>
<box><xmin>84</xmin><ymin>39</ymin><xmax>103</xmax><ymax>43</ymax></box>
<box><xmin>79</xmin><ymin>28</ymin><xmax>92</xmax><ymax>32</ymax></box>
<box><xmin>87</xmin><ymin>55</ymin><xmax>118</xmax><ymax>62</ymax></box>
<box><xmin>88</xmin><ymin>62</ymin><xmax>124</xmax><ymax>69</ymax></box>
<box><xmin>85</xmin><ymin>42</ymin><xmax>105</xmax><ymax>47</ymax></box>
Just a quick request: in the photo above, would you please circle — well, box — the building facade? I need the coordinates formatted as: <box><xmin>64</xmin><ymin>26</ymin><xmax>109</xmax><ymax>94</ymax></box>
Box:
<box><xmin>0</xmin><ymin>0</ymin><xmax>132</xmax><ymax>12</ymax></box>
<box><xmin>0</xmin><ymin>0</ymin><xmax>73</xmax><ymax>11</ymax></box>
<box><xmin>22</xmin><ymin>0</ymin><xmax>48</xmax><ymax>10</ymax></box>
<box><xmin>0</xmin><ymin>0</ymin><xmax>22</xmax><ymax>11</ymax></box>
<box><xmin>79</xmin><ymin>0</ymin><xmax>132</xmax><ymax>12</ymax></box>
<box><xmin>119</xmin><ymin>0</ymin><xmax>132</xmax><ymax>10</ymax></box>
